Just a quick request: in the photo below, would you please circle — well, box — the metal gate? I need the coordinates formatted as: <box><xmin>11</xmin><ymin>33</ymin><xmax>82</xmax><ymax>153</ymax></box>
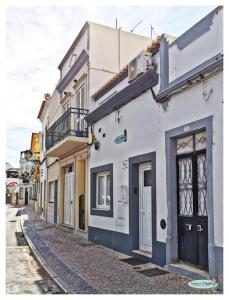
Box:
<box><xmin>176</xmin><ymin>132</ymin><xmax>208</xmax><ymax>269</ymax></box>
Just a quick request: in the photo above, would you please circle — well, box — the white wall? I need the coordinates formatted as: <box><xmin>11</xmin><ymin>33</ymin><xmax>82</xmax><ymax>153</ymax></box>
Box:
<box><xmin>88</xmin><ymin>71</ymin><xmax>223</xmax><ymax>245</ymax></box>
<box><xmin>169</xmin><ymin>9</ymin><xmax>223</xmax><ymax>82</ymax></box>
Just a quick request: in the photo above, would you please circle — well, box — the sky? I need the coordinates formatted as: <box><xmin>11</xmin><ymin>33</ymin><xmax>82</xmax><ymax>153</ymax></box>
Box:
<box><xmin>5</xmin><ymin>5</ymin><xmax>216</xmax><ymax>167</ymax></box>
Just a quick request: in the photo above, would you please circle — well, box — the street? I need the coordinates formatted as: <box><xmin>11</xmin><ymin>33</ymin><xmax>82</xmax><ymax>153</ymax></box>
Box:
<box><xmin>6</xmin><ymin>204</ymin><xmax>62</xmax><ymax>294</ymax></box>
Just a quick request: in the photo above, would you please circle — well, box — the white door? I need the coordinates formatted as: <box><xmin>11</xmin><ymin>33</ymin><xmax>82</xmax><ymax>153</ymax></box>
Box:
<box><xmin>139</xmin><ymin>163</ymin><xmax>152</xmax><ymax>253</ymax></box>
<box><xmin>64</xmin><ymin>171</ymin><xmax>74</xmax><ymax>226</ymax></box>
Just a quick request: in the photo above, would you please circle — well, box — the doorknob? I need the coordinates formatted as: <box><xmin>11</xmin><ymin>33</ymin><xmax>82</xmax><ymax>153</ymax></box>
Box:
<box><xmin>185</xmin><ymin>224</ymin><xmax>192</xmax><ymax>231</ymax></box>
<box><xmin>141</xmin><ymin>210</ymin><xmax>145</xmax><ymax>214</ymax></box>
<box><xmin>197</xmin><ymin>225</ymin><xmax>203</xmax><ymax>232</ymax></box>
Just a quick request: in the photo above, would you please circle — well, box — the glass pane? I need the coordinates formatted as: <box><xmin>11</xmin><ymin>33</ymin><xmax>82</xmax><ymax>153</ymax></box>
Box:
<box><xmin>195</xmin><ymin>131</ymin><xmax>206</xmax><ymax>151</ymax></box>
<box><xmin>98</xmin><ymin>176</ymin><xmax>105</xmax><ymax>206</ymax></box>
<box><xmin>76</xmin><ymin>91</ymin><xmax>80</xmax><ymax>108</ymax></box>
<box><xmin>106</xmin><ymin>175</ymin><xmax>110</xmax><ymax>206</ymax></box>
<box><xmin>176</xmin><ymin>135</ymin><xmax>194</xmax><ymax>154</ymax></box>
<box><xmin>81</xmin><ymin>86</ymin><xmax>85</xmax><ymax>109</ymax></box>
<box><xmin>144</xmin><ymin>170</ymin><xmax>152</xmax><ymax>186</ymax></box>
<box><xmin>178</xmin><ymin>157</ymin><xmax>193</xmax><ymax>216</ymax></box>
<box><xmin>197</xmin><ymin>154</ymin><xmax>208</xmax><ymax>216</ymax></box>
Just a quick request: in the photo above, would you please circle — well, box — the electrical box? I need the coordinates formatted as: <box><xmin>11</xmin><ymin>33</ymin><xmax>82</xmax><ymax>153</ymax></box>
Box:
<box><xmin>118</xmin><ymin>185</ymin><xmax>128</xmax><ymax>203</ymax></box>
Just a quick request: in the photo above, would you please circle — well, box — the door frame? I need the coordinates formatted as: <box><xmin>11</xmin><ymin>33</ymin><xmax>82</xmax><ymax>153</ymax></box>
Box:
<box><xmin>165</xmin><ymin>116</ymin><xmax>215</xmax><ymax>274</ymax></box>
<box><xmin>129</xmin><ymin>152</ymin><xmax>156</xmax><ymax>258</ymax></box>
<box><xmin>139</xmin><ymin>162</ymin><xmax>152</xmax><ymax>253</ymax></box>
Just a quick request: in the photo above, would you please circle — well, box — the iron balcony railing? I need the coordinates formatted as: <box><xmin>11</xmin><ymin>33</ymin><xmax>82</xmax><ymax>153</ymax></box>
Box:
<box><xmin>46</xmin><ymin>107</ymin><xmax>89</xmax><ymax>150</ymax></box>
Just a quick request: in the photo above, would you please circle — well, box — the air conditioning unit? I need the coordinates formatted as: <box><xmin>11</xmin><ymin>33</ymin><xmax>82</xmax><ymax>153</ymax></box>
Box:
<box><xmin>128</xmin><ymin>51</ymin><xmax>152</xmax><ymax>83</ymax></box>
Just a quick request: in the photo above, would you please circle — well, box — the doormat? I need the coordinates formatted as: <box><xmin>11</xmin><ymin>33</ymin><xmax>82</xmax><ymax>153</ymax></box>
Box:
<box><xmin>137</xmin><ymin>268</ymin><xmax>169</xmax><ymax>277</ymax></box>
<box><xmin>120</xmin><ymin>257</ymin><xmax>148</xmax><ymax>266</ymax></box>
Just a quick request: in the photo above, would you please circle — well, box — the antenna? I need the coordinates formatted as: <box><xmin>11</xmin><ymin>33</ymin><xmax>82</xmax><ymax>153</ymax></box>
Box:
<box><xmin>150</xmin><ymin>25</ymin><xmax>157</xmax><ymax>38</ymax></box>
<box><xmin>116</xmin><ymin>18</ymin><xmax>118</xmax><ymax>29</ymax></box>
<box><xmin>130</xmin><ymin>20</ymin><xmax>143</xmax><ymax>33</ymax></box>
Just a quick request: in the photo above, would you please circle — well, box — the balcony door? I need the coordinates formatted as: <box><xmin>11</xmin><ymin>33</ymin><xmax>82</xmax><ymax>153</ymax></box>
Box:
<box><xmin>75</xmin><ymin>85</ymin><xmax>85</xmax><ymax>131</ymax></box>
<box><xmin>64</xmin><ymin>166</ymin><xmax>74</xmax><ymax>227</ymax></box>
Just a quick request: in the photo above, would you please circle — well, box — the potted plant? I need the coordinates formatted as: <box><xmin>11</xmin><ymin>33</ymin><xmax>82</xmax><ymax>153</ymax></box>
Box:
<box><xmin>93</xmin><ymin>138</ymin><xmax>100</xmax><ymax>150</ymax></box>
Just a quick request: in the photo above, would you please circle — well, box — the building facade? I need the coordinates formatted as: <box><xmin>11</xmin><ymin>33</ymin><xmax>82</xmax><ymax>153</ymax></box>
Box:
<box><xmin>18</xmin><ymin>133</ymin><xmax>40</xmax><ymax>207</ymax></box>
<box><xmin>85</xmin><ymin>6</ymin><xmax>223</xmax><ymax>281</ymax></box>
<box><xmin>40</xmin><ymin>21</ymin><xmax>152</xmax><ymax>237</ymax></box>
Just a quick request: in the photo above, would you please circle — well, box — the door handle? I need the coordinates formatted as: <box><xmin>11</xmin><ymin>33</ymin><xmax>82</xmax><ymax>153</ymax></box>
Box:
<box><xmin>141</xmin><ymin>210</ymin><xmax>145</xmax><ymax>214</ymax></box>
<box><xmin>197</xmin><ymin>225</ymin><xmax>203</xmax><ymax>232</ymax></box>
<box><xmin>185</xmin><ymin>224</ymin><xmax>192</xmax><ymax>231</ymax></box>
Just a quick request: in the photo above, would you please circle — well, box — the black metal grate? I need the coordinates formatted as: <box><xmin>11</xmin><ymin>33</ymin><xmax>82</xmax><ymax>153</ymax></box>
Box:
<box><xmin>137</xmin><ymin>268</ymin><xmax>169</xmax><ymax>277</ymax></box>
<box><xmin>197</xmin><ymin>154</ymin><xmax>208</xmax><ymax>216</ymax></box>
<box><xmin>178</xmin><ymin>157</ymin><xmax>193</xmax><ymax>216</ymax></box>
<box><xmin>120</xmin><ymin>257</ymin><xmax>148</xmax><ymax>266</ymax></box>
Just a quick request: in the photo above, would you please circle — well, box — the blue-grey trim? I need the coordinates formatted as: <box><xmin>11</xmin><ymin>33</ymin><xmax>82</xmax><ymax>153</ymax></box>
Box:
<box><xmin>85</xmin><ymin>69</ymin><xmax>158</xmax><ymax>126</ymax></box>
<box><xmin>159</xmin><ymin>34</ymin><xmax>169</xmax><ymax>91</ymax></box>
<box><xmin>165</xmin><ymin>116</ymin><xmax>223</xmax><ymax>278</ymax></box>
<box><xmin>158</xmin><ymin>53</ymin><xmax>223</xmax><ymax>102</ymax></box>
<box><xmin>209</xmin><ymin>245</ymin><xmax>223</xmax><ymax>278</ymax></box>
<box><xmin>90</xmin><ymin>163</ymin><xmax>113</xmax><ymax>217</ymax></box>
<box><xmin>170</xmin><ymin>6</ymin><xmax>223</xmax><ymax>50</ymax></box>
<box><xmin>88</xmin><ymin>226</ymin><xmax>132</xmax><ymax>254</ymax></box>
<box><xmin>56</xmin><ymin>50</ymin><xmax>89</xmax><ymax>93</ymax></box>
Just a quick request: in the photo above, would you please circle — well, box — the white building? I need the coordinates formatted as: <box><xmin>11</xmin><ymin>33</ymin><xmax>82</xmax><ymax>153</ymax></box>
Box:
<box><xmin>38</xmin><ymin>21</ymin><xmax>153</xmax><ymax>235</ymax></box>
<box><xmin>86</xmin><ymin>6</ymin><xmax>223</xmax><ymax>282</ymax></box>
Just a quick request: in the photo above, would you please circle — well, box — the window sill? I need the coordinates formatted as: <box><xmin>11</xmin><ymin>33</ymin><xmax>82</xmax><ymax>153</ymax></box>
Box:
<box><xmin>92</xmin><ymin>208</ymin><xmax>110</xmax><ymax>212</ymax></box>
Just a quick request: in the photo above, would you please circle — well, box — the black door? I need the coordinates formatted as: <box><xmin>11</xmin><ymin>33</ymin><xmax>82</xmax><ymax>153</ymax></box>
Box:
<box><xmin>177</xmin><ymin>150</ymin><xmax>208</xmax><ymax>269</ymax></box>
<box><xmin>79</xmin><ymin>194</ymin><xmax>85</xmax><ymax>230</ymax></box>
<box><xmin>25</xmin><ymin>188</ymin><xmax>28</xmax><ymax>205</ymax></box>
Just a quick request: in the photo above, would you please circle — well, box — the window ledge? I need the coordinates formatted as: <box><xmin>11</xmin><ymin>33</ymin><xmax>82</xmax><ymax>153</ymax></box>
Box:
<box><xmin>92</xmin><ymin>208</ymin><xmax>110</xmax><ymax>212</ymax></box>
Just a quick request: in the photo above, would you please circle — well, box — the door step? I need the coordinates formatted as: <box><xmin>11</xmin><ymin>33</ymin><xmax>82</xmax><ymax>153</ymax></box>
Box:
<box><xmin>132</xmin><ymin>250</ymin><xmax>152</xmax><ymax>262</ymax></box>
<box><xmin>166</xmin><ymin>263</ymin><xmax>210</xmax><ymax>280</ymax></box>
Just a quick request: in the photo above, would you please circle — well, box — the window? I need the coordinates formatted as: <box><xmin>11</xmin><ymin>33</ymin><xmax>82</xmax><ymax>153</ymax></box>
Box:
<box><xmin>90</xmin><ymin>163</ymin><xmax>113</xmax><ymax>217</ymax></box>
<box><xmin>63</xmin><ymin>101</ymin><xmax>70</xmax><ymax>114</ymax></box>
<box><xmin>49</xmin><ymin>181</ymin><xmax>55</xmax><ymax>203</ymax></box>
<box><xmin>96</xmin><ymin>172</ymin><xmax>111</xmax><ymax>209</ymax></box>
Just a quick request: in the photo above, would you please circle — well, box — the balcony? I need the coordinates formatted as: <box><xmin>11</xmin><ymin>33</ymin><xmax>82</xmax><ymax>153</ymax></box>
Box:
<box><xmin>45</xmin><ymin>107</ymin><xmax>89</xmax><ymax>158</ymax></box>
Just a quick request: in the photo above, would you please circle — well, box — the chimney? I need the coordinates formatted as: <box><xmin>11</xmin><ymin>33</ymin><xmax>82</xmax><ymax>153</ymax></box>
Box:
<box><xmin>44</xmin><ymin>93</ymin><xmax>51</xmax><ymax>101</ymax></box>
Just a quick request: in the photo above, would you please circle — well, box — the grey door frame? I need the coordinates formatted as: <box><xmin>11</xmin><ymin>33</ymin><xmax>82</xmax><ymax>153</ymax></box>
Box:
<box><xmin>165</xmin><ymin>116</ymin><xmax>218</xmax><ymax>275</ymax></box>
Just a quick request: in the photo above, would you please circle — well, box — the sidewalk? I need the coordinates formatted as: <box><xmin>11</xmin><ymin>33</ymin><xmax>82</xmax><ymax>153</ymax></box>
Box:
<box><xmin>20</xmin><ymin>207</ymin><xmax>220</xmax><ymax>294</ymax></box>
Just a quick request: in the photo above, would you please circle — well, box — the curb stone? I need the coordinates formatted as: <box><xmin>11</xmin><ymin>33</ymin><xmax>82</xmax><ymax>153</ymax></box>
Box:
<box><xmin>19</xmin><ymin>208</ymin><xmax>68</xmax><ymax>294</ymax></box>
<box><xmin>20</xmin><ymin>208</ymin><xmax>97</xmax><ymax>294</ymax></box>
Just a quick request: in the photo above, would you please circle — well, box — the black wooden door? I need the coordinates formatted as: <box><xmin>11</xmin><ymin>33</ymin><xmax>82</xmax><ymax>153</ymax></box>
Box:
<box><xmin>177</xmin><ymin>150</ymin><xmax>208</xmax><ymax>269</ymax></box>
<box><xmin>79</xmin><ymin>194</ymin><xmax>85</xmax><ymax>230</ymax></box>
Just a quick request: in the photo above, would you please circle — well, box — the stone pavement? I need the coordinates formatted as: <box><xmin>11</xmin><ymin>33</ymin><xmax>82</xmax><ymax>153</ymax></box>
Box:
<box><xmin>21</xmin><ymin>207</ymin><xmax>221</xmax><ymax>294</ymax></box>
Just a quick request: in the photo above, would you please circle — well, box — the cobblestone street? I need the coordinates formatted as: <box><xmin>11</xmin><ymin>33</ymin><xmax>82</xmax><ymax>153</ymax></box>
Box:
<box><xmin>20</xmin><ymin>206</ymin><xmax>221</xmax><ymax>294</ymax></box>
<box><xmin>6</xmin><ymin>204</ymin><xmax>62</xmax><ymax>294</ymax></box>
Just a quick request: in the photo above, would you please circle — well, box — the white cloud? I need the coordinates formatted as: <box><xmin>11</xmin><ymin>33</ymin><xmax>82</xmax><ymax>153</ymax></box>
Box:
<box><xmin>5</xmin><ymin>5</ymin><xmax>215</xmax><ymax>167</ymax></box>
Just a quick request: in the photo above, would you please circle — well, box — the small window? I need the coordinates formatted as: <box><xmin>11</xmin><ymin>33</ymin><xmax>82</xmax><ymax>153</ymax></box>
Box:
<box><xmin>96</xmin><ymin>172</ymin><xmax>110</xmax><ymax>210</ymax></box>
<box><xmin>49</xmin><ymin>181</ymin><xmax>55</xmax><ymax>203</ymax></box>
<box><xmin>144</xmin><ymin>170</ymin><xmax>152</xmax><ymax>187</ymax></box>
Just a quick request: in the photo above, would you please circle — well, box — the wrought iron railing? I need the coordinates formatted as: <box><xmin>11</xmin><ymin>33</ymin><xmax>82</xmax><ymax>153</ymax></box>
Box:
<box><xmin>46</xmin><ymin>107</ymin><xmax>89</xmax><ymax>150</ymax></box>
